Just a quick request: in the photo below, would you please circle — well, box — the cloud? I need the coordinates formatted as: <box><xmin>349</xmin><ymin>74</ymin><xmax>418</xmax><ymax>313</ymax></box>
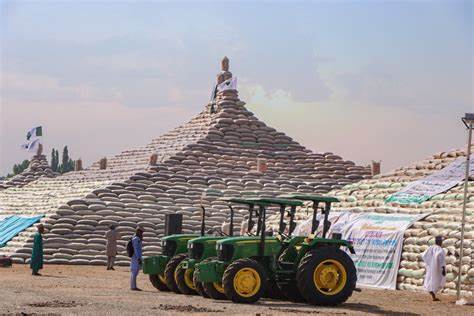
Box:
<box><xmin>336</xmin><ymin>62</ymin><xmax>471</xmax><ymax>112</ymax></box>
<box><xmin>241</xmin><ymin>83</ymin><xmax>466</xmax><ymax>174</ymax></box>
<box><xmin>2</xmin><ymin>72</ymin><xmax>109</xmax><ymax>103</ymax></box>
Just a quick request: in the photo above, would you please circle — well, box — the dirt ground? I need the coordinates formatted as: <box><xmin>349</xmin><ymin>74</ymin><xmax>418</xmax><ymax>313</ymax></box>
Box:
<box><xmin>0</xmin><ymin>265</ymin><xmax>471</xmax><ymax>316</ymax></box>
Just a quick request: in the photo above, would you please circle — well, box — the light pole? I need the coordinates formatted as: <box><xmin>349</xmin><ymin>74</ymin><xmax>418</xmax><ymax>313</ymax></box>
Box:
<box><xmin>456</xmin><ymin>113</ymin><xmax>473</xmax><ymax>301</ymax></box>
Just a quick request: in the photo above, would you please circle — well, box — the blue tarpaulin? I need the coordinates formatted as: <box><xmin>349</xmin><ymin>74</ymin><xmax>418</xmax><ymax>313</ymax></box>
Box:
<box><xmin>0</xmin><ymin>215</ymin><xmax>43</xmax><ymax>247</ymax></box>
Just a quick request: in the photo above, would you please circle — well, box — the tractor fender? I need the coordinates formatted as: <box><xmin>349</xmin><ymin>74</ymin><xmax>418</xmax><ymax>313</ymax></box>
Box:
<box><xmin>305</xmin><ymin>237</ymin><xmax>355</xmax><ymax>254</ymax></box>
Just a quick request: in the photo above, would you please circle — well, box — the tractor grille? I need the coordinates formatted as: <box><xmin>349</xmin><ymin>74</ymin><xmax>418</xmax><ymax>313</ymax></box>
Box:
<box><xmin>190</xmin><ymin>243</ymin><xmax>204</xmax><ymax>259</ymax></box>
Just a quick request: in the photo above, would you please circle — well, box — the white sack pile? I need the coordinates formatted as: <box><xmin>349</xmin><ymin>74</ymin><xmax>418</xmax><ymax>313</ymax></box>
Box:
<box><xmin>0</xmin><ymin>77</ymin><xmax>370</xmax><ymax>268</ymax></box>
<box><xmin>268</xmin><ymin>148</ymin><xmax>473</xmax><ymax>296</ymax></box>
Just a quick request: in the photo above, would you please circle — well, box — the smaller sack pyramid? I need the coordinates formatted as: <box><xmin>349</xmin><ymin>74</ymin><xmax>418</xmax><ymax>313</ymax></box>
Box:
<box><xmin>0</xmin><ymin>145</ymin><xmax>58</xmax><ymax>190</ymax></box>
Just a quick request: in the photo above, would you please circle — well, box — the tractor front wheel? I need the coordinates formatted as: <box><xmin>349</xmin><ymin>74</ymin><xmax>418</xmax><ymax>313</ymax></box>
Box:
<box><xmin>175</xmin><ymin>264</ymin><xmax>197</xmax><ymax>295</ymax></box>
<box><xmin>203</xmin><ymin>281</ymin><xmax>227</xmax><ymax>300</ymax></box>
<box><xmin>164</xmin><ymin>253</ymin><xmax>188</xmax><ymax>293</ymax></box>
<box><xmin>222</xmin><ymin>258</ymin><xmax>267</xmax><ymax>304</ymax></box>
<box><xmin>192</xmin><ymin>271</ymin><xmax>210</xmax><ymax>298</ymax></box>
<box><xmin>297</xmin><ymin>247</ymin><xmax>356</xmax><ymax>306</ymax></box>
<box><xmin>149</xmin><ymin>274</ymin><xmax>169</xmax><ymax>291</ymax></box>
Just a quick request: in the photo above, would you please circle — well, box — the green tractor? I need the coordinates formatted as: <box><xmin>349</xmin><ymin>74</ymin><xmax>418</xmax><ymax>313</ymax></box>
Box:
<box><xmin>143</xmin><ymin>198</ymin><xmax>240</xmax><ymax>293</ymax></box>
<box><xmin>194</xmin><ymin>195</ymin><xmax>357</xmax><ymax>306</ymax></box>
<box><xmin>178</xmin><ymin>197</ymin><xmax>270</xmax><ymax>299</ymax></box>
<box><xmin>143</xmin><ymin>231</ymin><xmax>199</xmax><ymax>292</ymax></box>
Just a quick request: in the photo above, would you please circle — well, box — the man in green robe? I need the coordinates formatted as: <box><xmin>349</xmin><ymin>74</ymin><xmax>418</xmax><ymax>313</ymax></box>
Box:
<box><xmin>30</xmin><ymin>224</ymin><xmax>44</xmax><ymax>276</ymax></box>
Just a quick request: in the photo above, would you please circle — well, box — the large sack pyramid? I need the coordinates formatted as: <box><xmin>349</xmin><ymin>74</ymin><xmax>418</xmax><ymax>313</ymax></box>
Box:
<box><xmin>0</xmin><ymin>58</ymin><xmax>370</xmax><ymax>266</ymax></box>
<box><xmin>275</xmin><ymin>148</ymin><xmax>473</xmax><ymax>296</ymax></box>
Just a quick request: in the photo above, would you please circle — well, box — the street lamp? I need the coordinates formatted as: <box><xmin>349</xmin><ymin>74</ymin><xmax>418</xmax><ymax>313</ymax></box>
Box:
<box><xmin>456</xmin><ymin>113</ymin><xmax>473</xmax><ymax>301</ymax></box>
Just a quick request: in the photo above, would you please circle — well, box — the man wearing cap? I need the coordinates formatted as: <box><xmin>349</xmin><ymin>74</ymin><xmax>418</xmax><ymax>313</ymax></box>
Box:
<box><xmin>130</xmin><ymin>227</ymin><xmax>144</xmax><ymax>291</ymax></box>
<box><xmin>422</xmin><ymin>236</ymin><xmax>446</xmax><ymax>301</ymax></box>
<box><xmin>105</xmin><ymin>225</ymin><xmax>119</xmax><ymax>270</ymax></box>
<box><xmin>30</xmin><ymin>224</ymin><xmax>44</xmax><ymax>276</ymax></box>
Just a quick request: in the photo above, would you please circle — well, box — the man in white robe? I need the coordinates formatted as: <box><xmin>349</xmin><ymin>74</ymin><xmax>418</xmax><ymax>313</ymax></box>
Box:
<box><xmin>422</xmin><ymin>236</ymin><xmax>446</xmax><ymax>301</ymax></box>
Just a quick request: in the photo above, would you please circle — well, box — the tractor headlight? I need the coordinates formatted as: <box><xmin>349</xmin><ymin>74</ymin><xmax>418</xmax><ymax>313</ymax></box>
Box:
<box><xmin>188</xmin><ymin>243</ymin><xmax>193</xmax><ymax>249</ymax></box>
<box><xmin>217</xmin><ymin>243</ymin><xmax>222</xmax><ymax>250</ymax></box>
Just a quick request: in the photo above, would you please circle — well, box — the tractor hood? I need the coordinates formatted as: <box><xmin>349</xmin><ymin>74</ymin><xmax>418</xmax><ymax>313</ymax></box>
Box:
<box><xmin>161</xmin><ymin>234</ymin><xmax>199</xmax><ymax>242</ymax></box>
<box><xmin>188</xmin><ymin>235</ymin><xmax>223</xmax><ymax>244</ymax></box>
<box><xmin>217</xmin><ymin>236</ymin><xmax>279</xmax><ymax>246</ymax></box>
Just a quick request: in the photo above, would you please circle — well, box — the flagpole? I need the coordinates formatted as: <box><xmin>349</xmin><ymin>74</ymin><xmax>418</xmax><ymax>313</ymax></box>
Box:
<box><xmin>456</xmin><ymin>114</ymin><xmax>473</xmax><ymax>301</ymax></box>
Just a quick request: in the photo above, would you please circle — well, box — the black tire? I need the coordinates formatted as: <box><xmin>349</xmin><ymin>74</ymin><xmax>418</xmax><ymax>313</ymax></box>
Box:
<box><xmin>222</xmin><ymin>258</ymin><xmax>267</xmax><ymax>304</ymax></box>
<box><xmin>164</xmin><ymin>253</ymin><xmax>188</xmax><ymax>293</ymax></box>
<box><xmin>175</xmin><ymin>263</ymin><xmax>197</xmax><ymax>295</ymax></box>
<box><xmin>197</xmin><ymin>256</ymin><xmax>226</xmax><ymax>300</ymax></box>
<box><xmin>193</xmin><ymin>270</ymin><xmax>209</xmax><ymax>298</ymax></box>
<box><xmin>203</xmin><ymin>281</ymin><xmax>227</xmax><ymax>300</ymax></box>
<box><xmin>297</xmin><ymin>247</ymin><xmax>356</xmax><ymax>306</ymax></box>
<box><xmin>149</xmin><ymin>274</ymin><xmax>169</xmax><ymax>291</ymax></box>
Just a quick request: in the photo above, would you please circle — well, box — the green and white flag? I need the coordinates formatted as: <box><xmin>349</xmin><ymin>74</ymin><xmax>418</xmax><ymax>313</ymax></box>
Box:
<box><xmin>26</xmin><ymin>126</ymin><xmax>42</xmax><ymax>141</ymax></box>
<box><xmin>20</xmin><ymin>138</ymin><xmax>41</xmax><ymax>153</ymax></box>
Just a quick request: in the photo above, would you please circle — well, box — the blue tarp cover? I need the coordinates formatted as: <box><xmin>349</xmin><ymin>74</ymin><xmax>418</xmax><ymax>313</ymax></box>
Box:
<box><xmin>0</xmin><ymin>215</ymin><xmax>43</xmax><ymax>247</ymax></box>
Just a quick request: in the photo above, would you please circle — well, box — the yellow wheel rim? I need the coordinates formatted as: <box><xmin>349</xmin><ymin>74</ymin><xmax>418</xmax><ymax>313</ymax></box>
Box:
<box><xmin>184</xmin><ymin>269</ymin><xmax>196</xmax><ymax>290</ymax></box>
<box><xmin>233</xmin><ymin>267</ymin><xmax>261</xmax><ymax>298</ymax></box>
<box><xmin>213</xmin><ymin>282</ymin><xmax>225</xmax><ymax>294</ymax></box>
<box><xmin>313</xmin><ymin>259</ymin><xmax>347</xmax><ymax>296</ymax></box>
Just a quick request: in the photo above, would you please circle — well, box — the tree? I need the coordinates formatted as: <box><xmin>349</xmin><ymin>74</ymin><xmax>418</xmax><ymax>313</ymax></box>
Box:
<box><xmin>6</xmin><ymin>159</ymin><xmax>30</xmax><ymax>178</ymax></box>
<box><xmin>59</xmin><ymin>146</ymin><xmax>75</xmax><ymax>173</ymax></box>
<box><xmin>50</xmin><ymin>149</ymin><xmax>59</xmax><ymax>172</ymax></box>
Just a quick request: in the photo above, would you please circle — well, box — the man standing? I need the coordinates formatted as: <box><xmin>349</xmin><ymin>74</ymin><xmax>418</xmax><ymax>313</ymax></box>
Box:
<box><xmin>105</xmin><ymin>225</ymin><xmax>119</xmax><ymax>270</ymax></box>
<box><xmin>130</xmin><ymin>227</ymin><xmax>144</xmax><ymax>291</ymax></box>
<box><xmin>422</xmin><ymin>236</ymin><xmax>446</xmax><ymax>301</ymax></box>
<box><xmin>30</xmin><ymin>224</ymin><xmax>44</xmax><ymax>276</ymax></box>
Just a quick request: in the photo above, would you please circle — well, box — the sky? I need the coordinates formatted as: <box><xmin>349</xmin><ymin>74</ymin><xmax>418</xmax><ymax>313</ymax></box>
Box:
<box><xmin>0</xmin><ymin>1</ymin><xmax>472</xmax><ymax>176</ymax></box>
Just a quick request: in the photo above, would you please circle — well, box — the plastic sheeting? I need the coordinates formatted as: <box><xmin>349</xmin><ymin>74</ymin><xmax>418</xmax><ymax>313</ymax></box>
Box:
<box><xmin>0</xmin><ymin>215</ymin><xmax>43</xmax><ymax>247</ymax></box>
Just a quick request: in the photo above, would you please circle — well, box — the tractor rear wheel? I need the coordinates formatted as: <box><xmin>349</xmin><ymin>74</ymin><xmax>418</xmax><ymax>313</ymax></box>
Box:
<box><xmin>175</xmin><ymin>263</ymin><xmax>197</xmax><ymax>295</ymax></box>
<box><xmin>149</xmin><ymin>274</ymin><xmax>169</xmax><ymax>291</ymax></box>
<box><xmin>193</xmin><ymin>270</ymin><xmax>210</xmax><ymax>298</ymax></box>
<box><xmin>222</xmin><ymin>258</ymin><xmax>267</xmax><ymax>304</ymax></box>
<box><xmin>297</xmin><ymin>247</ymin><xmax>356</xmax><ymax>306</ymax></box>
<box><xmin>164</xmin><ymin>253</ymin><xmax>188</xmax><ymax>293</ymax></box>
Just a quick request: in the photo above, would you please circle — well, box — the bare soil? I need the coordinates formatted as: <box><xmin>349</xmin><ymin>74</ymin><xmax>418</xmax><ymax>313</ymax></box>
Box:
<box><xmin>0</xmin><ymin>265</ymin><xmax>471</xmax><ymax>315</ymax></box>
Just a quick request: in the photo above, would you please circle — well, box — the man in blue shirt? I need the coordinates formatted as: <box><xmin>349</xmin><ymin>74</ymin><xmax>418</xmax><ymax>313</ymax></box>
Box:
<box><xmin>130</xmin><ymin>227</ymin><xmax>144</xmax><ymax>291</ymax></box>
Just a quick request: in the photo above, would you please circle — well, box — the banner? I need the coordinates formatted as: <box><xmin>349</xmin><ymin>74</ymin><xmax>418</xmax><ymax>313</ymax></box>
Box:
<box><xmin>294</xmin><ymin>211</ymin><xmax>427</xmax><ymax>289</ymax></box>
<box><xmin>342</xmin><ymin>213</ymin><xmax>427</xmax><ymax>289</ymax></box>
<box><xmin>386</xmin><ymin>156</ymin><xmax>474</xmax><ymax>204</ymax></box>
